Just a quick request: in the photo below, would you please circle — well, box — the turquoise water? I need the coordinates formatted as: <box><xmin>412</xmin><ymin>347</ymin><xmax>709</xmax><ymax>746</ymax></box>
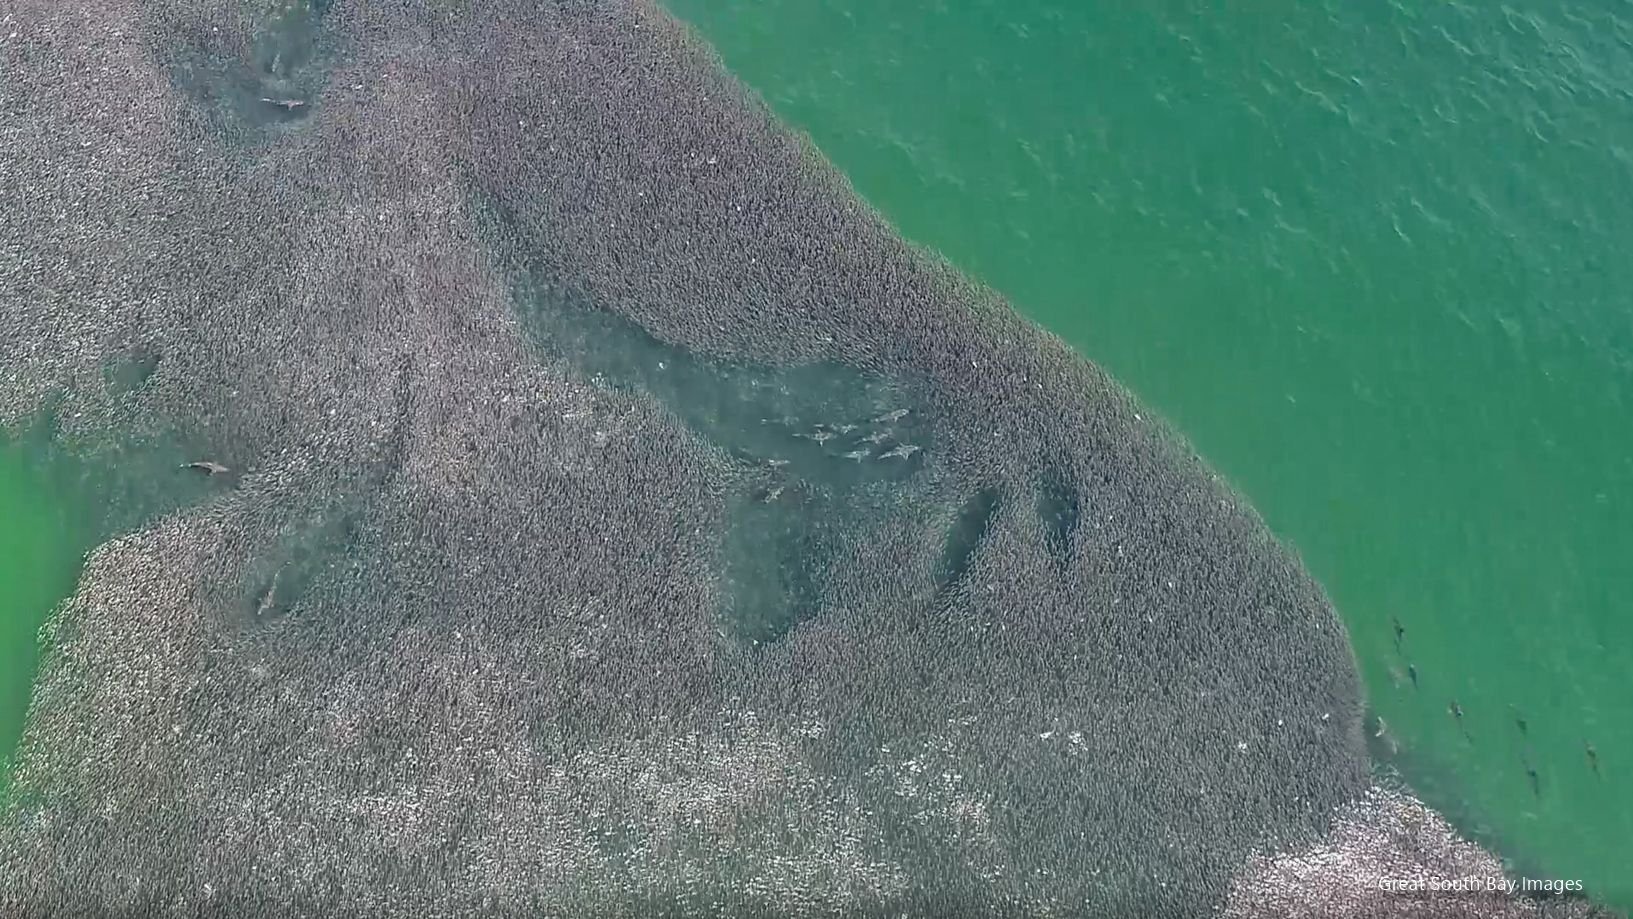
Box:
<box><xmin>669</xmin><ymin>0</ymin><xmax>1633</xmax><ymax>905</ymax></box>
<box><xmin>0</xmin><ymin>446</ymin><xmax>83</xmax><ymax>795</ymax></box>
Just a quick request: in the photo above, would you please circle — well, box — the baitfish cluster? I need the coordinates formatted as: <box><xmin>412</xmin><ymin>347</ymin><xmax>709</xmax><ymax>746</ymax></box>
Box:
<box><xmin>0</xmin><ymin>0</ymin><xmax>1617</xmax><ymax>916</ymax></box>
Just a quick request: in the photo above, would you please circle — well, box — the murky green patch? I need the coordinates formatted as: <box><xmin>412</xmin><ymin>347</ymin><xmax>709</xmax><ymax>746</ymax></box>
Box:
<box><xmin>0</xmin><ymin>443</ymin><xmax>86</xmax><ymax>794</ymax></box>
<box><xmin>505</xmin><ymin>272</ymin><xmax>948</xmax><ymax>650</ymax></box>
<box><xmin>166</xmin><ymin>0</ymin><xmax>336</xmax><ymax>140</ymax></box>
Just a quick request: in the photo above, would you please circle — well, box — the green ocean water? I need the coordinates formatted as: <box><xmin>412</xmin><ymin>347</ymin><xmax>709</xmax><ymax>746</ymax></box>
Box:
<box><xmin>669</xmin><ymin>0</ymin><xmax>1633</xmax><ymax>905</ymax></box>
<box><xmin>0</xmin><ymin>445</ymin><xmax>84</xmax><ymax>796</ymax></box>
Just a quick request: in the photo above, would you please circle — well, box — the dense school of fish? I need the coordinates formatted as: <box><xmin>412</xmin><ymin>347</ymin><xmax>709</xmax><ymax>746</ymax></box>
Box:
<box><xmin>0</xmin><ymin>1</ymin><xmax>1617</xmax><ymax>916</ymax></box>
